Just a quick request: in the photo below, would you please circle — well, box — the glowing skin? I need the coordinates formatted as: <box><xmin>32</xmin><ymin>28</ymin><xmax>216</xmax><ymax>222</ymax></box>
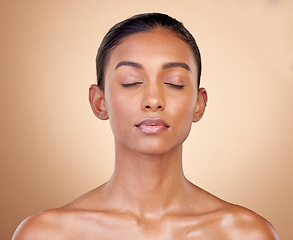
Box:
<box><xmin>12</xmin><ymin>29</ymin><xmax>279</xmax><ymax>240</ymax></box>
<box><xmin>102</xmin><ymin>28</ymin><xmax>204</xmax><ymax>156</ymax></box>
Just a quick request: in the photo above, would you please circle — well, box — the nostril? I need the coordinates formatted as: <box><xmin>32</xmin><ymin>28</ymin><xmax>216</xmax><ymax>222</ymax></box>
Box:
<box><xmin>144</xmin><ymin>104</ymin><xmax>164</xmax><ymax>110</ymax></box>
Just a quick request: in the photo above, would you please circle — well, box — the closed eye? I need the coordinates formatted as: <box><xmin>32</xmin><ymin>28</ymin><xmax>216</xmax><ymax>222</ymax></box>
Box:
<box><xmin>121</xmin><ymin>82</ymin><xmax>143</xmax><ymax>88</ymax></box>
<box><xmin>165</xmin><ymin>83</ymin><xmax>184</xmax><ymax>89</ymax></box>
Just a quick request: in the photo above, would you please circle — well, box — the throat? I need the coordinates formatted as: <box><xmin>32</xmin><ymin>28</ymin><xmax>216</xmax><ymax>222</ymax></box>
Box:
<box><xmin>105</xmin><ymin>158</ymin><xmax>188</xmax><ymax>218</ymax></box>
<box><xmin>106</xmin><ymin>139</ymin><xmax>188</xmax><ymax>217</ymax></box>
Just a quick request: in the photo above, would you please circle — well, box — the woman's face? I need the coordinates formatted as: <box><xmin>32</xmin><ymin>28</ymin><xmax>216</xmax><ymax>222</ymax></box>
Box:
<box><xmin>101</xmin><ymin>29</ymin><xmax>206</xmax><ymax>155</ymax></box>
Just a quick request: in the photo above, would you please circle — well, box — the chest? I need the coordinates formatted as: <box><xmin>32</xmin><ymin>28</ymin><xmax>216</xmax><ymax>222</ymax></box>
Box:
<box><xmin>63</xmin><ymin>216</ymin><xmax>225</xmax><ymax>240</ymax></box>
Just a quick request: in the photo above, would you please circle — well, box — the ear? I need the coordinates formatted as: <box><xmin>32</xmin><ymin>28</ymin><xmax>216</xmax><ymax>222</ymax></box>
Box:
<box><xmin>192</xmin><ymin>88</ymin><xmax>208</xmax><ymax>123</ymax></box>
<box><xmin>89</xmin><ymin>84</ymin><xmax>109</xmax><ymax>120</ymax></box>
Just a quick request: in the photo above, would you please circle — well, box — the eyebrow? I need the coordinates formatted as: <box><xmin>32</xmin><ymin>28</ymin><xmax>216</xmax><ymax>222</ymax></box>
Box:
<box><xmin>162</xmin><ymin>62</ymin><xmax>191</xmax><ymax>72</ymax></box>
<box><xmin>115</xmin><ymin>61</ymin><xmax>143</xmax><ymax>70</ymax></box>
<box><xmin>114</xmin><ymin>61</ymin><xmax>191</xmax><ymax>72</ymax></box>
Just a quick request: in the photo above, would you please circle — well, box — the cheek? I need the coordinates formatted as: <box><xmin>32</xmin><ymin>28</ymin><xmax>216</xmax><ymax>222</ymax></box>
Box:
<box><xmin>172</xmin><ymin>95</ymin><xmax>196</xmax><ymax>119</ymax></box>
<box><xmin>105</xmin><ymin>91</ymin><xmax>135</xmax><ymax>133</ymax></box>
<box><xmin>169</xmin><ymin>95</ymin><xmax>196</xmax><ymax>136</ymax></box>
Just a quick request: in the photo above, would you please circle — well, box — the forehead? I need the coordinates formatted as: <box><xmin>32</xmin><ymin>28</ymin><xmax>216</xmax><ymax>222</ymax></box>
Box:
<box><xmin>106</xmin><ymin>29</ymin><xmax>197</xmax><ymax>72</ymax></box>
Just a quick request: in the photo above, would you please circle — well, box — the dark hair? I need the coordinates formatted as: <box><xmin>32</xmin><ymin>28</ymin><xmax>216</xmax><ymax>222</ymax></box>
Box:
<box><xmin>96</xmin><ymin>13</ymin><xmax>202</xmax><ymax>90</ymax></box>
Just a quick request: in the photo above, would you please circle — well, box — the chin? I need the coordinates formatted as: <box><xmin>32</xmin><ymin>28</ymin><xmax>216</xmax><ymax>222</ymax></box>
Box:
<box><xmin>132</xmin><ymin>141</ymin><xmax>182</xmax><ymax>156</ymax></box>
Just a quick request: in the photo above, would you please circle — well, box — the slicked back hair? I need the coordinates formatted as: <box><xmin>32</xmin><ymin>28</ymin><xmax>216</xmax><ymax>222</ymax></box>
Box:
<box><xmin>96</xmin><ymin>13</ymin><xmax>202</xmax><ymax>90</ymax></box>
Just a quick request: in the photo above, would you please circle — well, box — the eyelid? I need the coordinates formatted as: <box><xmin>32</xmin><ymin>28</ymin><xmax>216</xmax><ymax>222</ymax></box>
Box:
<box><xmin>163</xmin><ymin>74</ymin><xmax>187</xmax><ymax>87</ymax></box>
<box><xmin>165</xmin><ymin>82</ymin><xmax>185</xmax><ymax>89</ymax></box>
<box><xmin>121</xmin><ymin>82</ymin><xmax>143</xmax><ymax>88</ymax></box>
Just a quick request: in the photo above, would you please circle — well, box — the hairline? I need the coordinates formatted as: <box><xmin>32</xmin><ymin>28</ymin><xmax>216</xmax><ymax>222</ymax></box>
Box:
<box><xmin>100</xmin><ymin>27</ymin><xmax>200</xmax><ymax>91</ymax></box>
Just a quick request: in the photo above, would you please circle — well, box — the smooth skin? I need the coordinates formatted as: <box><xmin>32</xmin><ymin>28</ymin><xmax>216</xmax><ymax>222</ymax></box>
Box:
<box><xmin>13</xmin><ymin>29</ymin><xmax>279</xmax><ymax>240</ymax></box>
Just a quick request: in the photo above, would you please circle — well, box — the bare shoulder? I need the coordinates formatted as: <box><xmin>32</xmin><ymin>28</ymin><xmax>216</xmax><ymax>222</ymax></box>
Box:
<box><xmin>12</xmin><ymin>187</ymin><xmax>107</xmax><ymax>240</ymax></box>
<box><xmin>218</xmin><ymin>204</ymin><xmax>280</xmax><ymax>240</ymax></box>
<box><xmin>12</xmin><ymin>208</ymin><xmax>70</xmax><ymax>240</ymax></box>
<box><xmin>187</xmin><ymin>185</ymin><xmax>279</xmax><ymax>239</ymax></box>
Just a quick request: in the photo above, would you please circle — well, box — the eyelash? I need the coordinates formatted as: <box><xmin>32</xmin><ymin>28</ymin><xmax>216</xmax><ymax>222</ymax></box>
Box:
<box><xmin>121</xmin><ymin>82</ymin><xmax>184</xmax><ymax>89</ymax></box>
<box><xmin>165</xmin><ymin>83</ymin><xmax>184</xmax><ymax>89</ymax></box>
<box><xmin>121</xmin><ymin>82</ymin><xmax>143</xmax><ymax>88</ymax></box>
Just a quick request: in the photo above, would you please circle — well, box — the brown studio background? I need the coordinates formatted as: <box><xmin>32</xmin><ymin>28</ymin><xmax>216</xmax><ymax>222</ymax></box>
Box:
<box><xmin>1</xmin><ymin>0</ymin><xmax>292</xmax><ymax>239</ymax></box>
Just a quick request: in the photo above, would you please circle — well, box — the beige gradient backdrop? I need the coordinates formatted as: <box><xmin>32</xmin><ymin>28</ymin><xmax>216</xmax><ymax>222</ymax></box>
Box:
<box><xmin>1</xmin><ymin>0</ymin><xmax>292</xmax><ymax>239</ymax></box>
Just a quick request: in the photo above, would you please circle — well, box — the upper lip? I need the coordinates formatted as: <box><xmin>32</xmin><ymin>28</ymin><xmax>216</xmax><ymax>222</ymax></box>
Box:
<box><xmin>135</xmin><ymin>118</ymin><xmax>170</xmax><ymax>128</ymax></box>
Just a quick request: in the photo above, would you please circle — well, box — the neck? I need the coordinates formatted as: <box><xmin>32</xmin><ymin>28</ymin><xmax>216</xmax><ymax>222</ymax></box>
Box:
<box><xmin>103</xmin><ymin>140</ymin><xmax>191</xmax><ymax>218</ymax></box>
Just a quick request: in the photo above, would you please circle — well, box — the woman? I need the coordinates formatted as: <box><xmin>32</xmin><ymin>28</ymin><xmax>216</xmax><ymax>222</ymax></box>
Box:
<box><xmin>13</xmin><ymin>13</ymin><xmax>279</xmax><ymax>239</ymax></box>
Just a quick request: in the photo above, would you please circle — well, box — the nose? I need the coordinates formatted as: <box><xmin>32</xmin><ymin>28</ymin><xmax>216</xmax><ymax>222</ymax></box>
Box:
<box><xmin>142</xmin><ymin>84</ymin><xmax>165</xmax><ymax>111</ymax></box>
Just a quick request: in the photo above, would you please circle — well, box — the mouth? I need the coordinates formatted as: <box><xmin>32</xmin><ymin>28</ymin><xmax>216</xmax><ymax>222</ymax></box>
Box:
<box><xmin>135</xmin><ymin>118</ymin><xmax>169</xmax><ymax>134</ymax></box>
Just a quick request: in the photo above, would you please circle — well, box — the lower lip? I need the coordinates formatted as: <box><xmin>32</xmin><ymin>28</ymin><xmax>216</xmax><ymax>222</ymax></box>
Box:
<box><xmin>136</xmin><ymin>125</ymin><xmax>168</xmax><ymax>134</ymax></box>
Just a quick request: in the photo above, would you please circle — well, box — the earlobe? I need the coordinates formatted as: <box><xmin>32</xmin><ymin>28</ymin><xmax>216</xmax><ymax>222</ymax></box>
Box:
<box><xmin>89</xmin><ymin>84</ymin><xmax>109</xmax><ymax>120</ymax></box>
<box><xmin>192</xmin><ymin>88</ymin><xmax>208</xmax><ymax>123</ymax></box>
